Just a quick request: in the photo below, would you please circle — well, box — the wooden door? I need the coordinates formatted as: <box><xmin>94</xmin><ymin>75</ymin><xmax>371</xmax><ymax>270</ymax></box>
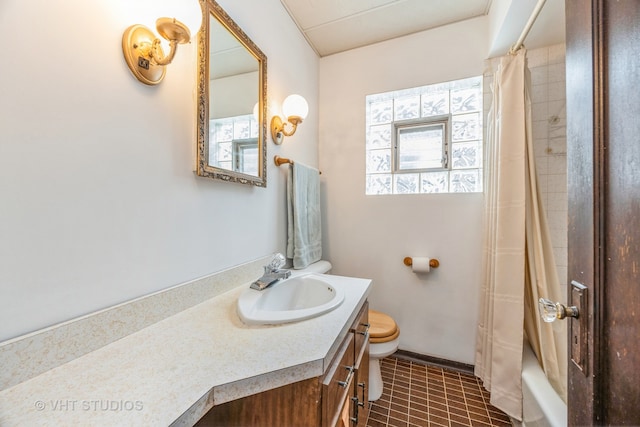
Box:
<box><xmin>566</xmin><ymin>0</ymin><xmax>640</xmax><ymax>424</ymax></box>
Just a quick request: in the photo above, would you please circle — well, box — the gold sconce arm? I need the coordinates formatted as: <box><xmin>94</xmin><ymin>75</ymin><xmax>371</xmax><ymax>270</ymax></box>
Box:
<box><xmin>271</xmin><ymin>94</ymin><xmax>308</xmax><ymax>145</ymax></box>
<box><xmin>151</xmin><ymin>38</ymin><xmax>178</xmax><ymax>66</ymax></box>
<box><xmin>271</xmin><ymin>115</ymin><xmax>304</xmax><ymax>143</ymax></box>
<box><xmin>284</xmin><ymin>116</ymin><xmax>303</xmax><ymax>135</ymax></box>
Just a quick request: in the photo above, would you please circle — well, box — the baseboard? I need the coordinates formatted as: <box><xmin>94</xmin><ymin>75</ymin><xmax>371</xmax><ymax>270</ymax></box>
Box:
<box><xmin>393</xmin><ymin>349</ymin><xmax>475</xmax><ymax>375</ymax></box>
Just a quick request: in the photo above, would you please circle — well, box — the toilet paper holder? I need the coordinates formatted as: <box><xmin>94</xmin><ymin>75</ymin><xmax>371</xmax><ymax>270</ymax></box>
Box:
<box><xmin>403</xmin><ymin>257</ymin><xmax>440</xmax><ymax>268</ymax></box>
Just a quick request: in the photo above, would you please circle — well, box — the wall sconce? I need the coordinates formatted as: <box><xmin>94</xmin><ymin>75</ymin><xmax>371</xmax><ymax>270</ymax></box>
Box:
<box><xmin>271</xmin><ymin>94</ymin><xmax>309</xmax><ymax>145</ymax></box>
<box><xmin>122</xmin><ymin>17</ymin><xmax>193</xmax><ymax>85</ymax></box>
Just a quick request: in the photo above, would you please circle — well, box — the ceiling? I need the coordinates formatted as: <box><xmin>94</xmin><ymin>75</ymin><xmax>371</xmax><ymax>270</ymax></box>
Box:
<box><xmin>279</xmin><ymin>0</ymin><xmax>566</xmax><ymax>57</ymax></box>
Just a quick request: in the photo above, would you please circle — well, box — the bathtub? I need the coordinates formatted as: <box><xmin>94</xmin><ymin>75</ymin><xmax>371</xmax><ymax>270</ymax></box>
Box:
<box><xmin>515</xmin><ymin>342</ymin><xmax>567</xmax><ymax>427</ymax></box>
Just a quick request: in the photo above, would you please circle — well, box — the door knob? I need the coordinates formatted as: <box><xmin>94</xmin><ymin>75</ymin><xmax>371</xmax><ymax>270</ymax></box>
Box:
<box><xmin>538</xmin><ymin>298</ymin><xmax>579</xmax><ymax>322</ymax></box>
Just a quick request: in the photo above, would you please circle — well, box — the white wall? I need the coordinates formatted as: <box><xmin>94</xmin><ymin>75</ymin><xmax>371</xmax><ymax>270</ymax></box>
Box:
<box><xmin>319</xmin><ymin>17</ymin><xmax>489</xmax><ymax>364</ymax></box>
<box><xmin>0</xmin><ymin>0</ymin><xmax>319</xmax><ymax>341</ymax></box>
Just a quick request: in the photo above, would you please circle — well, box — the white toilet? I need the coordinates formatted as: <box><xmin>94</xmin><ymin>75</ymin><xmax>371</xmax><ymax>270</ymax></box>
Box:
<box><xmin>293</xmin><ymin>261</ymin><xmax>400</xmax><ymax>401</ymax></box>
<box><xmin>367</xmin><ymin>309</ymin><xmax>400</xmax><ymax>401</ymax></box>
<box><xmin>291</xmin><ymin>260</ymin><xmax>333</xmax><ymax>275</ymax></box>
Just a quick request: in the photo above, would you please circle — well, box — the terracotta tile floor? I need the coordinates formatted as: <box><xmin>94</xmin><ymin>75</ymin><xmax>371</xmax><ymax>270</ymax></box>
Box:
<box><xmin>365</xmin><ymin>355</ymin><xmax>512</xmax><ymax>427</ymax></box>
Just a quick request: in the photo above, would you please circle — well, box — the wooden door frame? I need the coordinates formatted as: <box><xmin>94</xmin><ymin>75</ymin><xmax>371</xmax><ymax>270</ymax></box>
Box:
<box><xmin>567</xmin><ymin>1</ymin><xmax>640</xmax><ymax>424</ymax></box>
<box><xmin>566</xmin><ymin>0</ymin><xmax>605</xmax><ymax>424</ymax></box>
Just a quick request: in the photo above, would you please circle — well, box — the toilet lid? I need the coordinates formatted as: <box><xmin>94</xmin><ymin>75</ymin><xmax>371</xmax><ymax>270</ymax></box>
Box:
<box><xmin>368</xmin><ymin>309</ymin><xmax>399</xmax><ymax>342</ymax></box>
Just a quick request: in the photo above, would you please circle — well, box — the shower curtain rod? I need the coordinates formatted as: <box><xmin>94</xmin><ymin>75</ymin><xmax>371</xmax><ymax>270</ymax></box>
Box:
<box><xmin>509</xmin><ymin>0</ymin><xmax>547</xmax><ymax>54</ymax></box>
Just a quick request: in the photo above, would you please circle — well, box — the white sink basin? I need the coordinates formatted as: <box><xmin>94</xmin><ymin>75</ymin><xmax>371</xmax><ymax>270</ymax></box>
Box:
<box><xmin>237</xmin><ymin>273</ymin><xmax>345</xmax><ymax>325</ymax></box>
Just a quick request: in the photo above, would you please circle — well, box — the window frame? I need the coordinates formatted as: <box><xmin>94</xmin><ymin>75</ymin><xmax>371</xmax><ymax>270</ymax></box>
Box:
<box><xmin>393</xmin><ymin>115</ymin><xmax>451</xmax><ymax>174</ymax></box>
<box><xmin>233</xmin><ymin>138</ymin><xmax>259</xmax><ymax>175</ymax></box>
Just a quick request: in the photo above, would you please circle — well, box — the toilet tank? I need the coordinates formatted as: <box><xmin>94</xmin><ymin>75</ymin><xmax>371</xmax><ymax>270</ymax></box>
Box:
<box><xmin>290</xmin><ymin>260</ymin><xmax>332</xmax><ymax>274</ymax></box>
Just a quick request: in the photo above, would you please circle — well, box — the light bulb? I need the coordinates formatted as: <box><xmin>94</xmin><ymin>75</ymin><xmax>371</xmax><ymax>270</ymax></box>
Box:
<box><xmin>282</xmin><ymin>94</ymin><xmax>309</xmax><ymax>120</ymax></box>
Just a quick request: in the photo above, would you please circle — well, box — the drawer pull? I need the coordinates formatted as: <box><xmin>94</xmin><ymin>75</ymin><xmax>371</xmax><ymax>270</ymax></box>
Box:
<box><xmin>337</xmin><ymin>366</ymin><xmax>355</xmax><ymax>388</ymax></box>
<box><xmin>356</xmin><ymin>322</ymin><xmax>370</xmax><ymax>336</ymax></box>
<box><xmin>358</xmin><ymin>381</ymin><xmax>366</xmax><ymax>407</ymax></box>
<box><xmin>351</xmin><ymin>397</ymin><xmax>359</xmax><ymax>424</ymax></box>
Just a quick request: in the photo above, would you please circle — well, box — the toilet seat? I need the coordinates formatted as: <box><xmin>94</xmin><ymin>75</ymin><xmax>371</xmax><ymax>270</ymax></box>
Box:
<box><xmin>368</xmin><ymin>309</ymin><xmax>400</xmax><ymax>343</ymax></box>
<box><xmin>367</xmin><ymin>309</ymin><xmax>400</xmax><ymax>401</ymax></box>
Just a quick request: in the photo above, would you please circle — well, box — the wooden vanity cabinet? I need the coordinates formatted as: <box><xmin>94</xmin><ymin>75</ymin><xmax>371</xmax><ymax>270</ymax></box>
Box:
<box><xmin>195</xmin><ymin>301</ymin><xmax>370</xmax><ymax>427</ymax></box>
<box><xmin>323</xmin><ymin>301</ymin><xmax>369</xmax><ymax>427</ymax></box>
<box><xmin>322</xmin><ymin>329</ymin><xmax>355</xmax><ymax>427</ymax></box>
<box><xmin>351</xmin><ymin>304</ymin><xmax>370</xmax><ymax>427</ymax></box>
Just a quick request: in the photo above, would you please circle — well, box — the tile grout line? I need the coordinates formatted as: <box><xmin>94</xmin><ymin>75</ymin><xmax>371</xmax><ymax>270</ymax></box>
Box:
<box><xmin>425</xmin><ymin>364</ymin><xmax>431</xmax><ymax>425</ymax></box>
<box><xmin>408</xmin><ymin>361</ymin><xmax>412</xmax><ymax>422</ymax></box>
<box><xmin>457</xmin><ymin>371</ymin><xmax>473</xmax><ymax>426</ymax></box>
<box><xmin>477</xmin><ymin>376</ymin><xmax>495</xmax><ymax>425</ymax></box>
<box><xmin>390</xmin><ymin>359</ymin><xmax>406</xmax><ymax>426</ymax></box>
<box><xmin>412</xmin><ymin>363</ymin><xmax>418</xmax><ymax>425</ymax></box>
<box><xmin>456</xmin><ymin>371</ymin><xmax>466</xmax><ymax>425</ymax></box>
<box><xmin>386</xmin><ymin>357</ymin><xmax>395</xmax><ymax>426</ymax></box>
<box><xmin>408</xmin><ymin>363</ymin><xmax>429</xmax><ymax>424</ymax></box>
<box><xmin>439</xmin><ymin>366</ymin><xmax>452</xmax><ymax>427</ymax></box>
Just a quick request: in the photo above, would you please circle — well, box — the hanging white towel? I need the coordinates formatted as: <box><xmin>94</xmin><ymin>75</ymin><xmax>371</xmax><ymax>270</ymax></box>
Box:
<box><xmin>287</xmin><ymin>162</ymin><xmax>322</xmax><ymax>269</ymax></box>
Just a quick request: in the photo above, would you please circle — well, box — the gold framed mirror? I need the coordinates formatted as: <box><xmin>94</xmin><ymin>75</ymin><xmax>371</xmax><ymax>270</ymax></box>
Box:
<box><xmin>196</xmin><ymin>0</ymin><xmax>267</xmax><ymax>186</ymax></box>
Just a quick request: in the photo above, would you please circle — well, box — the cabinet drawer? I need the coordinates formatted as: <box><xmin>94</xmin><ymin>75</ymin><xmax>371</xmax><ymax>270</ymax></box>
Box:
<box><xmin>322</xmin><ymin>333</ymin><xmax>355</xmax><ymax>427</ymax></box>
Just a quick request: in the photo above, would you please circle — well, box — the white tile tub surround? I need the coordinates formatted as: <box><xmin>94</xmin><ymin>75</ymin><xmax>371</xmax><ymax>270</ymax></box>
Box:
<box><xmin>0</xmin><ymin>273</ymin><xmax>371</xmax><ymax>426</ymax></box>
<box><xmin>529</xmin><ymin>44</ymin><xmax>567</xmax><ymax>296</ymax></box>
<box><xmin>0</xmin><ymin>256</ymin><xmax>272</xmax><ymax>391</ymax></box>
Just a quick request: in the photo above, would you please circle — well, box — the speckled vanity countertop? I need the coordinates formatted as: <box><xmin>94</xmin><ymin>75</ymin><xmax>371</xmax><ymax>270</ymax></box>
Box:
<box><xmin>0</xmin><ymin>274</ymin><xmax>371</xmax><ymax>426</ymax></box>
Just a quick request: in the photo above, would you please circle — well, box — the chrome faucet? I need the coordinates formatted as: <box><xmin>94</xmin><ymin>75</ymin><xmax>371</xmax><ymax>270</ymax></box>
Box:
<box><xmin>251</xmin><ymin>253</ymin><xmax>291</xmax><ymax>290</ymax></box>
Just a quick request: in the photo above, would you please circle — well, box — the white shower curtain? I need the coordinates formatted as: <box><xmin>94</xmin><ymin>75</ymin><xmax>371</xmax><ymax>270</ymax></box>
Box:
<box><xmin>475</xmin><ymin>49</ymin><xmax>566</xmax><ymax>420</ymax></box>
<box><xmin>475</xmin><ymin>50</ymin><xmax>527</xmax><ymax>420</ymax></box>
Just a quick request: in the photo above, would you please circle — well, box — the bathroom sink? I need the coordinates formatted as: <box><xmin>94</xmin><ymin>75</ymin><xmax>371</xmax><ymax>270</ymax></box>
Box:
<box><xmin>237</xmin><ymin>273</ymin><xmax>345</xmax><ymax>325</ymax></box>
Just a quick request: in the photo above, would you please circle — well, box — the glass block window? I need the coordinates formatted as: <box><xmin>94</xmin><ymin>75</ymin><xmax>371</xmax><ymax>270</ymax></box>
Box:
<box><xmin>365</xmin><ymin>76</ymin><xmax>483</xmax><ymax>195</ymax></box>
<box><xmin>210</xmin><ymin>114</ymin><xmax>258</xmax><ymax>174</ymax></box>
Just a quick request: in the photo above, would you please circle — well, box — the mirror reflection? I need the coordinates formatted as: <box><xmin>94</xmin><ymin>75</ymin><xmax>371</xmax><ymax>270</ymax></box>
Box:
<box><xmin>196</xmin><ymin>0</ymin><xmax>267</xmax><ymax>186</ymax></box>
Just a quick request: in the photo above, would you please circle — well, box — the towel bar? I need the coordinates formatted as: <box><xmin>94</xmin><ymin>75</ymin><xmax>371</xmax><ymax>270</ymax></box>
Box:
<box><xmin>274</xmin><ymin>156</ymin><xmax>322</xmax><ymax>174</ymax></box>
